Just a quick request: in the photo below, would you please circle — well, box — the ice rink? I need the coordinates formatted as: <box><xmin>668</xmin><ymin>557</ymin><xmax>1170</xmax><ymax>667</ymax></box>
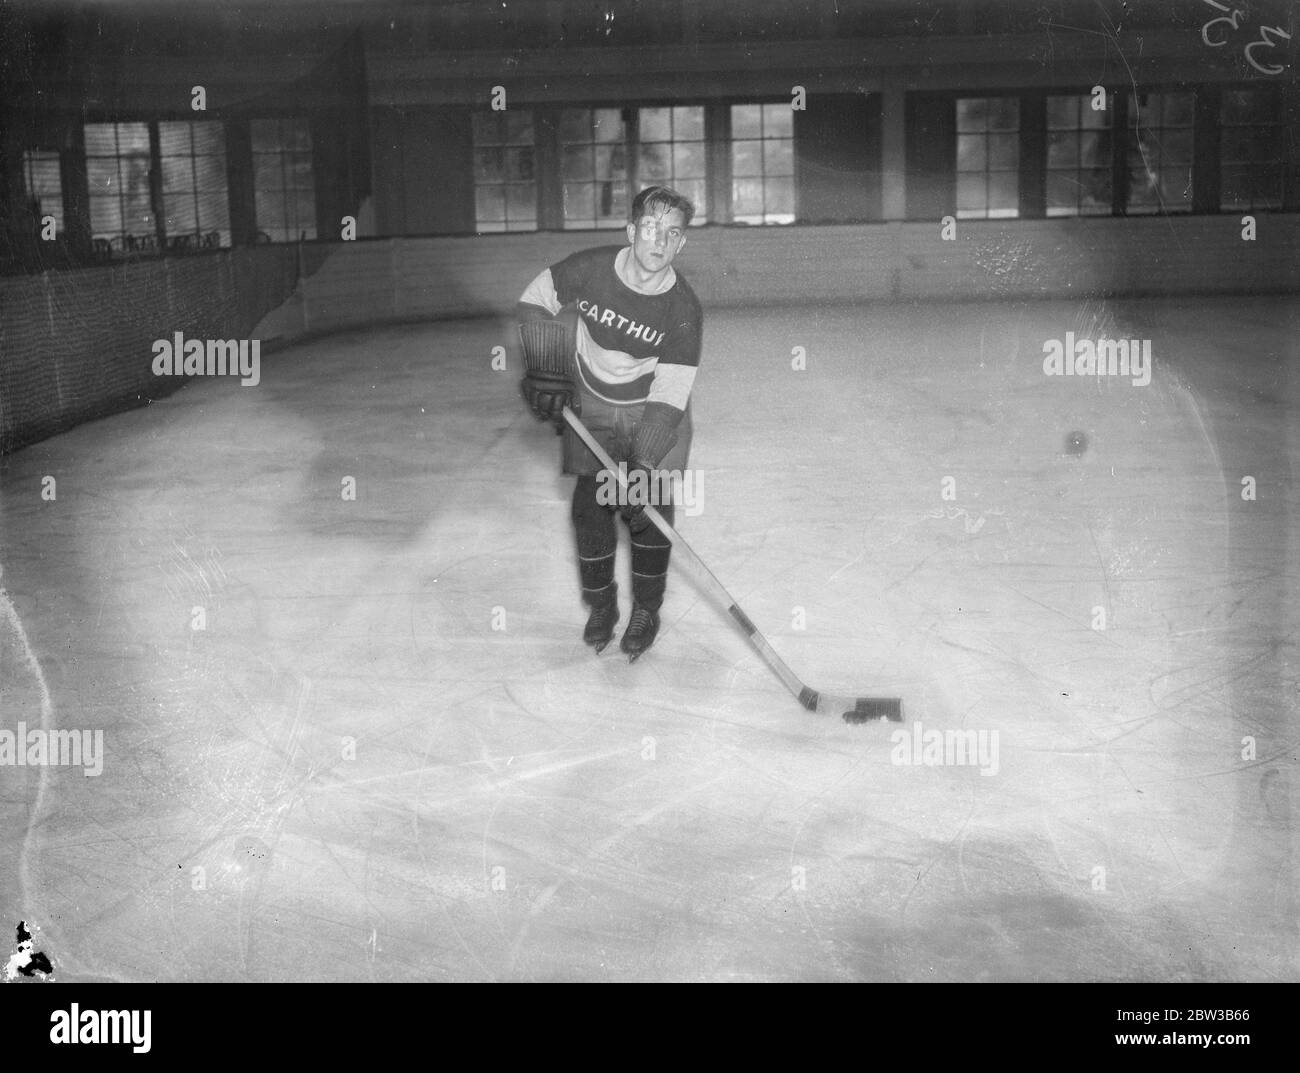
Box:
<box><xmin>2</xmin><ymin>295</ymin><xmax>1296</xmax><ymax>981</ymax></box>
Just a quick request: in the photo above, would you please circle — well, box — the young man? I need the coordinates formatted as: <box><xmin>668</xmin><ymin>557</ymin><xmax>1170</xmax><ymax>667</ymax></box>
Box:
<box><xmin>517</xmin><ymin>185</ymin><xmax>703</xmax><ymax>661</ymax></box>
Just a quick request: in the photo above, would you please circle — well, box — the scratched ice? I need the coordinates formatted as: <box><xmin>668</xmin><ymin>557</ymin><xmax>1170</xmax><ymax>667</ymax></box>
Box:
<box><xmin>0</xmin><ymin>299</ymin><xmax>1294</xmax><ymax>981</ymax></box>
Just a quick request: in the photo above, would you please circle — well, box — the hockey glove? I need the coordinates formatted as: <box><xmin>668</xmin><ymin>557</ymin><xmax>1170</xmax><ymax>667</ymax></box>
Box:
<box><xmin>519</xmin><ymin>316</ymin><xmax>581</xmax><ymax>430</ymax></box>
<box><xmin>619</xmin><ymin>420</ymin><xmax>678</xmax><ymax>533</ymax></box>
<box><xmin>520</xmin><ymin>371</ymin><xmax>580</xmax><ymax>425</ymax></box>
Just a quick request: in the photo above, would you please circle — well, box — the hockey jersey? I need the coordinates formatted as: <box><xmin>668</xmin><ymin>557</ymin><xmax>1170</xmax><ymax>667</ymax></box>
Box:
<box><xmin>518</xmin><ymin>245</ymin><xmax>703</xmax><ymax>416</ymax></box>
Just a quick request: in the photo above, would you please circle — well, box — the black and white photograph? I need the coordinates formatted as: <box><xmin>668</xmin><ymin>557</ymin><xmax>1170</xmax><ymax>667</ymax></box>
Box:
<box><xmin>0</xmin><ymin>0</ymin><xmax>1296</xmax><ymax>1010</ymax></box>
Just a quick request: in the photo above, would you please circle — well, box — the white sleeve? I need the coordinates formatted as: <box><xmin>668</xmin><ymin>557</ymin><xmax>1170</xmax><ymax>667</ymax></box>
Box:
<box><xmin>518</xmin><ymin>268</ymin><xmax>562</xmax><ymax>314</ymax></box>
<box><xmin>647</xmin><ymin>362</ymin><xmax>697</xmax><ymax>412</ymax></box>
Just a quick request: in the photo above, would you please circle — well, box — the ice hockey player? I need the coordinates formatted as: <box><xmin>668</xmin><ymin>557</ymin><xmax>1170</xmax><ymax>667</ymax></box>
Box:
<box><xmin>517</xmin><ymin>185</ymin><xmax>704</xmax><ymax>661</ymax></box>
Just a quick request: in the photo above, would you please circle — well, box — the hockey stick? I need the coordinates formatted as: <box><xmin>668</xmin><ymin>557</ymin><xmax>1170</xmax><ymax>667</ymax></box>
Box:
<box><xmin>562</xmin><ymin>407</ymin><xmax>903</xmax><ymax>725</ymax></box>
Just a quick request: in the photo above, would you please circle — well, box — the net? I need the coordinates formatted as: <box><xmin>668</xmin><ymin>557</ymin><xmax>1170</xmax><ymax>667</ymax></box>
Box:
<box><xmin>0</xmin><ymin>246</ymin><xmax>303</xmax><ymax>453</ymax></box>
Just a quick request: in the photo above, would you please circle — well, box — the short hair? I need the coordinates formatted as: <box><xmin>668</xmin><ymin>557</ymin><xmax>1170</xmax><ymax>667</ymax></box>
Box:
<box><xmin>630</xmin><ymin>185</ymin><xmax>695</xmax><ymax>228</ymax></box>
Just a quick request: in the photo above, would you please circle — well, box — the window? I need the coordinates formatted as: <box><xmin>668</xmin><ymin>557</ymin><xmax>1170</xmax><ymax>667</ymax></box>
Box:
<box><xmin>1220</xmin><ymin>87</ymin><xmax>1284</xmax><ymax>211</ymax></box>
<box><xmin>159</xmin><ymin>121</ymin><xmax>229</xmax><ymax>249</ymax></box>
<box><xmin>560</xmin><ymin>108</ymin><xmax>630</xmax><ymax>229</ymax></box>
<box><xmin>636</xmin><ymin>107</ymin><xmax>707</xmax><ymax>223</ymax></box>
<box><xmin>561</xmin><ymin>106</ymin><xmax>707</xmax><ymax>230</ymax></box>
<box><xmin>86</xmin><ymin>122</ymin><xmax>154</xmax><ymax>250</ymax></box>
<box><xmin>252</xmin><ymin>118</ymin><xmax>316</xmax><ymax>242</ymax></box>
<box><xmin>730</xmin><ymin>103</ymin><xmax>793</xmax><ymax>224</ymax></box>
<box><xmin>1045</xmin><ymin>95</ymin><xmax>1113</xmax><ymax>216</ymax></box>
<box><xmin>21</xmin><ymin>150</ymin><xmax>63</xmax><ymax>233</ymax></box>
<box><xmin>473</xmin><ymin>111</ymin><xmax>537</xmax><ymax>233</ymax></box>
<box><xmin>956</xmin><ymin>97</ymin><xmax>1020</xmax><ymax>219</ymax></box>
<box><xmin>1126</xmin><ymin>91</ymin><xmax>1193</xmax><ymax>214</ymax></box>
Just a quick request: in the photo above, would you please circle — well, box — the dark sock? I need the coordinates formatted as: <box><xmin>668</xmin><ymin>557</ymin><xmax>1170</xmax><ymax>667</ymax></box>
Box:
<box><xmin>630</xmin><ymin>502</ymin><xmax>672</xmax><ymax>611</ymax></box>
<box><xmin>573</xmin><ymin>475</ymin><xmax>616</xmax><ymax>605</ymax></box>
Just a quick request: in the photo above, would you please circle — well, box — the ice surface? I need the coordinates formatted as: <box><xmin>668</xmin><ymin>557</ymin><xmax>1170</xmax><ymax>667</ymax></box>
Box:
<box><xmin>0</xmin><ymin>298</ymin><xmax>1295</xmax><ymax>980</ymax></box>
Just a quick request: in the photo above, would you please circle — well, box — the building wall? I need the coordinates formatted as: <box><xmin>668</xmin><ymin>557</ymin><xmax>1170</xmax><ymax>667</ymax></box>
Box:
<box><xmin>258</xmin><ymin>215</ymin><xmax>1300</xmax><ymax>341</ymax></box>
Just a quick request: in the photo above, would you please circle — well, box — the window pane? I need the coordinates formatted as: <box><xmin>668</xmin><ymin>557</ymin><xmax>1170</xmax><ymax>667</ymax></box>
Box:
<box><xmin>639</xmin><ymin>143</ymin><xmax>671</xmax><ymax>182</ymax></box>
<box><xmin>1159</xmin><ymin>168</ymin><xmax>1191</xmax><ymax>208</ymax></box>
<box><xmin>1161</xmin><ymin>129</ymin><xmax>1193</xmax><ymax>165</ymax></box>
<box><xmin>122</xmin><ymin>186</ymin><xmax>153</xmax><ymax>233</ymax></box>
<box><xmin>475</xmin><ymin>147</ymin><xmax>504</xmax><ymax>182</ymax></box>
<box><xmin>1079</xmin><ymin>130</ymin><xmax>1110</xmax><ymax>168</ymax></box>
<box><xmin>1127</xmin><ymin>170</ymin><xmax>1160</xmax><ymax>211</ymax></box>
<box><xmin>559</xmin><ymin>109</ymin><xmax>590</xmax><ymax>143</ymax></box>
<box><xmin>1045</xmin><ymin>172</ymin><xmax>1078</xmax><ymax>215</ymax></box>
<box><xmin>23</xmin><ymin>153</ymin><xmax>61</xmax><ymax>196</ymax></box>
<box><xmin>251</xmin><ymin>119</ymin><xmax>281</xmax><ymax>152</ymax></box>
<box><xmin>640</xmin><ymin>107</ymin><xmax>671</xmax><ymax>141</ymax></box>
<box><xmin>762</xmin><ymin>103</ymin><xmax>792</xmax><ymax>137</ymax></box>
<box><xmin>731</xmin><ymin>105</ymin><xmax>762</xmax><ymax>139</ymax></box>
<box><xmin>158</xmin><ymin>122</ymin><xmax>192</xmax><ymax>155</ymax></box>
<box><xmin>163</xmin><ymin>193</ymin><xmax>197</xmax><ymax>233</ymax></box>
<box><xmin>1221</xmin><ymin>128</ymin><xmax>1271</xmax><ymax>164</ymax></box>
<box><xmin>195</xmin><ymin>154</ymin><xmax>227</xmax><ymax>192</ymax></box>
<box><xmin>956</xmin><ymin>98</ymin><xmax>988</xmax><ymax>133</ymax></box>
<box><xmin>987</xmin><ymin>172</ymin><xmax>1019</xmax><ymax>216</ymax></box>
<box><xmin>672</xmin><ymin>142</ymin><xmax>706</xmax><ymax>177</ymax></box>
<box><xmin>766</xmin><ymin>177</ymin><xmax>794</xmax><ymax>216</ymax></box>
<box><xmin>1080</xmin><ymin>102</ymin><xmax>1110</xmax><ymax>130</ymax></box>
<box><xmin>1046</xmin><ymin>131</ymin><xmax>1077</xmax><ymax>169</ymax></box>
<box><xmin>732</xmin><ymin>139</ymin><xmax>763</xmax><ymax>176</ymax></box>
<box><xmin>594</xmin><ymin>144</ymin><xmax>626</xmax><ymax>180</ymax></box>
<box><xmin>505</xmin><ymin>183</ymin><xmax>536</xmax><ymax>222</ymax></box>
<box><xmin>84</xmin><ymin>124</ymin><xmax>118</xmax><ymax>155</ymax></box>
<box><xmin>473</xmin><ymin>112</ymin><xmax>503</xmax><ymax>146</ymax></box>
<box><xmin>673</xmin><ymin>106</ymin><xmax>704</xmax><ymax>141</ymax></box>
<box><xmin>563</xmin><ymin>183</ymin><xmax>595</xmax><ymax>222</ymax></box>
<box><xmin>161</xmin><ymin>155</ymin><xmax>195</xmax><ymax>191</ymax></box>
<box><xmin>732</xmin><ymin>178</ymin><xmax>764</xmax><ymax>216</ymax></box>
<box><xmin>596</xmin><ymin>180</ymin><xmax>628</xmax><ymax>221</ymax></box>
<box><xmin>291</xmin><ymin>191</ymin><xmax>316</xmax><ymax>236</ymax></box>
<box><xmin>88</xmin><ymin>157</ymin><xmax>118</xmax><ymax>195</ymax></box>
<box><xmin>476</xmin><ymin>185</ymin><xmax>505</xmax><ymax>221</ymax></box>
<box><xmin>956</xmin><ymin>173</ymin><xmax>986</xmax><ymax>214</ymax></box>
<box><xmin>562</xmin><ymin>145</ymin><xmax>593</xmax><ymax>181</ymax></box>
<box><xmin>116</xmin><ymin>123</ymin><xmax>150</xmax><ymax>152</ymax></box>
<box><xmin>1081</xmin><ymin>169</ymin><xmax>1111</xmax><ymax>212</ymax></box>
<box><xmin>120</xmin><ymin>157</ymin><xmax>151</xmax><ymax>200</ymax></box>
<box><xmin>592</xmin><ymin>109</ymin><xmax>624</xmax><ymax>142</ymax></box>
<box><xmin>1252</xmin><ymin>164</ymin><xmax>1284</xmax><ymax>207</ymax></box>
<box><xmin>764</xmin><ymin>139</ymin><xmax>793</xmax><ymax>175</ymax></box>
<box><xmin>504</xmin><ymin>146</ymin><xmax>534</xmax><ymax>181</ymax></box>
<box><xmin>197</xmin><ymin>190</ymin><xmax>230</xmax><ymax>230</ymax></box>
<box><xmin>253</xmin><ymin>154</ymin><xmax>283</xmax><ymax>188</ymax></box>
<box><xmin>1222</xmin><ymin>164</ymin><xmax>1253</xmax><ymax>206</ymax></box>
<box><xmin>987</xmin><ymin>98</ymin><xmax>1019</xmax><ymax>131</ymax></box>
<box><xmin>193</xmin><ymin>122</ymin><xmax>225</xmax><ymax>155</ymax></box>
<box><xmin>957</xmin><ymin>134</ymin><xmax>987</xmax><ymax>171</ymax></box>
<box><xmin>90</xmin><ymin>197</ymin><xmax>122</xmax><ymax>234</ymax></box>
<box><xmin>255</xmin><ymin>192</ymin><xmax>287</xmax><ymax>231</ymax></box>
<box><xmin>286</xmin><ymin>152</ymin><xmax>314</xmax><ymax>188</ymax></box>
<box><xmin>987</xmin><ymin>133</ymin><xmax>1018</xmax><ymax>169</ymax></box>
<box><xmin>1046</xmin><ymin>95</ymin><xmax>1078</xmax><ymax>129</ymax></box>
<box><xmin>503</xmin><ymin>112</ymin><xmax>533</xmax><ymax>145</ymax></box>
<box><xmin>674</xmin><ymin>179</ymin><xmax>706</xmax><ymax>219</ymax></box>
<box><xmin>1160</xmin><ymin>93</ymin><xmax>1194</xmax><ymax>127</ymax></box>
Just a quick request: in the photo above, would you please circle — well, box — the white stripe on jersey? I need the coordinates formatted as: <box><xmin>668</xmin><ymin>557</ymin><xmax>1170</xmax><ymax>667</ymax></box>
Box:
<box><xmin>519</xmin><ymin>258</ymin><xmax>695</xmax><ymax>411</ymax></box>
<box><xmin>519</xmin><ymin>268</ymin><xmax>561</xmax><ymax>314</ymax></box>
